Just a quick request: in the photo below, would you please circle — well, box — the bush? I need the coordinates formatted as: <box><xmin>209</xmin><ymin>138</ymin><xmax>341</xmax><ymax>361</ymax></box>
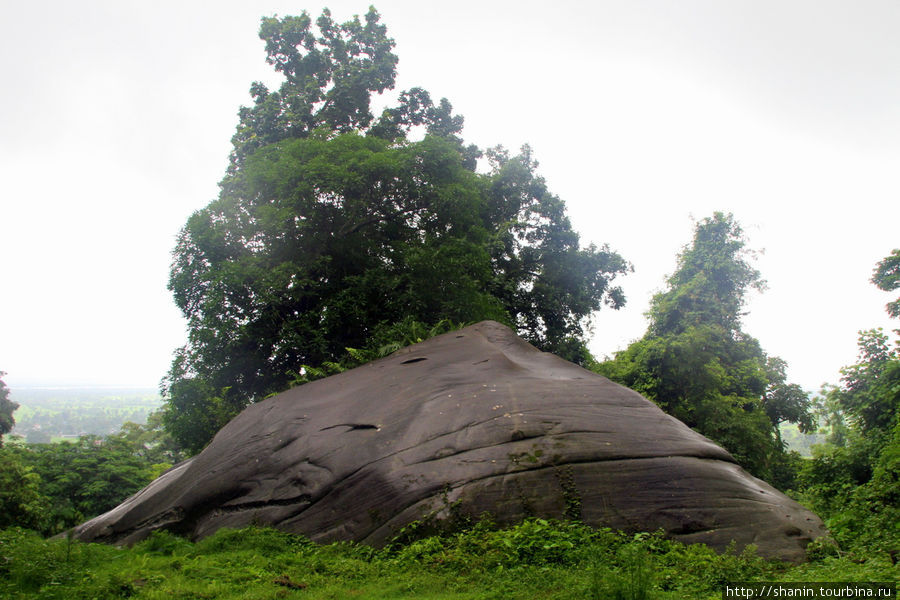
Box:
<box><xmin>192</xmin><ymin>526</ymin><xmax>312</xmax><ymax>557</ymax></box>
<box><xmin>134</xmin><ymin>530</ymin><xmax>193</xmax><ymax>556</ymax></box>
<box><xmin>589</xmin><ymin>543</ymin><xmax>655</xmax><ymax>600</ymax></box>
<box><xmin>1</xmin><ymin>520</ymin><xmax>891</xmax><ymax>599</ymax></box>
<box><xmin>0</xmin><ymin>528</ymin><xmax>119</xmax><ymax>598</ymax></box>
<box><xmin>391</xmin><ymin>518</ymin><xmax>608</xmax><ymax>570</ymax></box>
<box><xmin>0</xmin><ymin>450</ymin><xmax>50</xmax><ymax>532</ymax></box>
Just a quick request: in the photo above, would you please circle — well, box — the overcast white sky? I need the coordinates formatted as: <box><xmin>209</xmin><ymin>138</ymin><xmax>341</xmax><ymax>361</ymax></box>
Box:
<box><xmin>1</xmin><ymin>1</ymin><xmax>897</xmax><ymax>392</ymax></box>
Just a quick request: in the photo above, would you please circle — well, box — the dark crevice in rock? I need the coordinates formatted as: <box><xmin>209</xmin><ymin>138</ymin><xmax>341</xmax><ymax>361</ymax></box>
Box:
<box><xmin>428</xmin><ymin>456</ymin><xmax>700</xmax><ymax>489</ymax></box>
<box><xmin>214</xmin><ymin>494</ymin><xmax>313</xmax><ymax>515</ymax></box>
<box><xmin>400</xmin><ymin>357</ymin><xmax>428</xmax><ymax>364</ymax></box>
<box><xmin>670</xmin><ymin>523</ymin><xmax>716</xmax><ymax>535</ymax></box>
<box><xmin>720</xmin><ymin>495</ymin><xmax>779</xmax><ymax>507</ymax></box>
<box><xmin>85</xmin><ymin>507</ymin><xmax>188</xmax><ymax>544</ymax></box>
<box><xmin>402</xmin><ymin>435</ymin><xmax>729</xmax><ymax>468</ymax></box>
<box><xmin>319</xmin><ymin>423</ymin><xmax>379</xmax><ymax>432</ymax></box>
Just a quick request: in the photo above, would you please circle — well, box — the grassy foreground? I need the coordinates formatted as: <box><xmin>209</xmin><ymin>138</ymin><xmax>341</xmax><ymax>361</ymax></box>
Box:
<box><xmin>1</xmin><ymin>520</ymin><xmax>897</xmax><ymax>599</ymax></box>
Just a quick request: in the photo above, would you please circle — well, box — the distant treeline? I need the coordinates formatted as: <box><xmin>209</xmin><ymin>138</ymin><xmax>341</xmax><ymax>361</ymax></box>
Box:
<box><xmin>779</xmin><ymin>422</ymin><xmax>828</xmax><ymax>457</ymax></box>
<box><xmin>9</xmin><ymin>388</ymin><xmax>161</xmax><ymax>443</ymax></box>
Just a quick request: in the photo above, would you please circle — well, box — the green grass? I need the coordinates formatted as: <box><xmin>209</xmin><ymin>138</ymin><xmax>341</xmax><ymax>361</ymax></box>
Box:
<box><xmin>0</xmin><ymin>521</ymin><xmax>897</xmax><ymax>599</ymax></box>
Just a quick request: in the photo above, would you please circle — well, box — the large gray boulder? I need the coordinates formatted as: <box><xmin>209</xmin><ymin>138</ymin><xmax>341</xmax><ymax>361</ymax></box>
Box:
<box><xmin>74</xmin><ymin>321</ymin><xmax>827</xmax><ymax>561</ymax></box>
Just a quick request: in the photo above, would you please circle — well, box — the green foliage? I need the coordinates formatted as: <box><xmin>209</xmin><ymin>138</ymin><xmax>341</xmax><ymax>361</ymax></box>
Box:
<box><xmin>290</xmin><ymin>317</ymin><xmax>468</xmax><ymax>386</ymax></box>
<box><xmin>793</xmin><ymin>251</ymin><xmax>900</xmax><ymax>557</ymax></box>
<box><xmin>647</xmin><ymin>213</ymin><xmax>764</xmax><ymax>337</ymax></box>
<box><xmin>230</xmin><ymin>7</ymin><xmax>398</xmax><ymax>168</ymax></box>
<box><xmin>11</xmin><ymin>436</ymin><xmax>157</xmax><ymax>533</ymax></box>
<box><xmin>134</xmin><ymin>530</ymin><xmax>194</xmax><ymax>557</ymax></box>
<box><xmin>110</xmin><ymin>411</ymin><xmax>183</xmax><ymax>467</ymax></box>
<box><xmin>167</xmin><ymin>133</ymin><xmax>510</xmax><ymax>417</ymax></box>
<box><xmin>0</xmin><ymin>451</ymin><xmax>49</xmax><ymax>531</ymax></box>
<box><xmin>798</xmin><ymin>387</ymin><xmax>900</xmax><ymax>555</ymax></box>
<box><xmin>598</xmin><ymin>325</ymin><xmax>775</xmax><ymax>477</ymax></box>
<box><xmin>3</xmin><ymin>520</ymin><xmax>897</xmax><ymax>599</ymax></box>
<box><xmin>192</xmin><ymin>526</ymin><xmax>312</xmax><ymax>557</ymax></box>
<box><xmin>598</xmin><ymin>214</ymin><xmax>811</xmax><ymax>482</ymax></box>
<box><xmin>872</xmin><ymin>248</ymin><xmax>900</xmax><ymax>319</ymax></box>
<box><xmin>836</xmin><ymin>328</ymin><xmax>900</xmax><ymax>434</ymax></box>
<box><xmin>764</xmin><ymin>357</ymin><xmax>816</xmax><ymax>436</ymax></box>
<box><xmin>160</xmin><ymin>378</ymin><xmax>237</xmax><ymax>456</ymax></box>
<box><xmin>0</xmin><ymin>372</ymin><xmax>17</xmax><ymax>445</ymax></box>
<box><xmin>796</xmin><ymin>437</ymin><xmax>876</xmax><ymax>515</ymax></box>
<box><xmin>386</xmin><ymin>518</ymin><xmax>779</xmax><ymax>599</ymax></box>
<box><xmin>164</xmin><ymin>8</ymin><xmax>629</xmax><ymax>453</ymax></box>
<box><xmin>0</xmin><ymin>414</ymin><xmax>180</xmax><ymax>535</ymax></box>
<box><xmin>0</xmin><ymin>413</ymin><xmax>182</xmax><ymax>533</ymax></box>
<box><xmin>390</xmin><ymin>518</ymin><xmax>604</xmax><ymax>571</ymax></box>
<box><xmin>590</xmin><ymin>544</ymin><xmax>655</xmax><ymax>600</ymax></box>
<box><xmin>0</xmin><ymin>527</ymin><xmax>122</xmax><ymax>598</ymax></box>
<box><xmin>803</xmin><ymin>536</ymin><xmax>841</xmax><ymax>562</ymax></box>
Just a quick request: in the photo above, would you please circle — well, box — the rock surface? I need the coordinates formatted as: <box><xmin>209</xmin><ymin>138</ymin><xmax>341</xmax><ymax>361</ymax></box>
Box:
<box><xmin>73</xmin><ymin>321</ymin><xmax>827</xmax><ymax>561</ymax></box>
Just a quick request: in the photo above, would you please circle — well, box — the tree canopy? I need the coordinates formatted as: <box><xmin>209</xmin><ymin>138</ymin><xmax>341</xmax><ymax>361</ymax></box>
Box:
<box><xmin>0</xmin><ymin>425</ymin><xmax>172</xmax><ymax>535</ymax></box>
<box><xmin>796</xmin><ymin>249</ymin><xmax>900</xmax><ymax>553</ymax></box>
<box><xmin>0</xmin><ymin>449</ymin><xmax>48</xmax><ymax>531</ymax></box>
<box><xmin>645</xmin><ymin>212</ymin><xmax>765</xmax><ymax>337</ymax></box>
<box><xmin>597</xmin><ymin>213</ymin><xmax>813</xmax><ymax>483</ymax></box>
<box><xmin>164</xmin><ymin>8</ymin><xmax>630</xmax><ymax>453</ymax></box>
<box><xmin>0</xmin><ymin>372</ymin><xmax>18</xmax><ymax>447</ymax></box>
<box><xmin>229</xmin><ymin>7</ymin><xmax>398</xmax><ymax>169</ymax></box>
<box><xmin>872</xmin><ymin>248</ymin><xmax>900</xmax><ymax>320</ymax></box>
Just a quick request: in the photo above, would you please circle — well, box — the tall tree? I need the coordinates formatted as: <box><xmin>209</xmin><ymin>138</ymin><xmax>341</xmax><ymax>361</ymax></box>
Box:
<box><xmin>598</xmin><ymin>213</ymin><xmax>812</xmax><ymax>482</ymax></box>
<box><xmin>797</xmin><ymin>251</ymin><xmax>900</xmax><ymax>553</ymax></box>
<box><xmin>164</xmin><ymin>9</ymin><xmax>630</xmax><ymax>453</ymax></box>
<box><xmin>0</xmin><ymin>371</ymin><xmax>18</xmax><ymax>447</ymax></box>
<box><xmin>228</xmin><ymin>7</ymin><xmax>398</xmax><ymax>170</ymax></box>
<box><xmin>837</xmin><ymin>328</ymin><xmax>900</xmax><ymax>435</ymax></box>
